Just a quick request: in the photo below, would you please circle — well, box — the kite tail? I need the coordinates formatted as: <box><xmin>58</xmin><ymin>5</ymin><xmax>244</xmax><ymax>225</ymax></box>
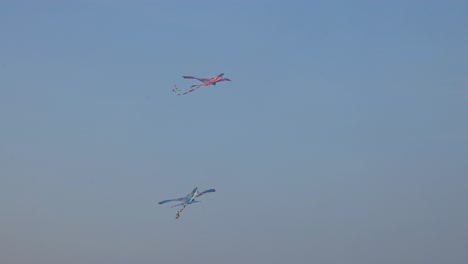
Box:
<box><xmin>170</xmin><ymin>202</ymin><xmax>186</xmax><ymax>208</ymax></box>
<box><xmin>172</xmin><ymin>84</ymin><xmax>182</xmax><ymax>93</ymax></box>
<box><xmin>175</xmin><ymin>204</ymin><xmax>187</xmax><ymax>219</ymax></box>
<box><xmin>172</xmin><ymin>84</ymin><xmax>202</xmax><ymax>96</ymax></box>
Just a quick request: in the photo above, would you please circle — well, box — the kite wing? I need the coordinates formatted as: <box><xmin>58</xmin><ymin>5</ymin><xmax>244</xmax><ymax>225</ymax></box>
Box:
<box><xmin>198</xmin><ymin>189</ymin><xmax>216</xmax><ymax>196</ymax></box>
<box><xmin>182</xmin><ymin>76</ymin><xmax>211</xmax><ymax>83</ymax></box>
<box><xmin>158</xmin><ymin>197</ymin><xmax>187</xmax><ymax>205</ymax></box>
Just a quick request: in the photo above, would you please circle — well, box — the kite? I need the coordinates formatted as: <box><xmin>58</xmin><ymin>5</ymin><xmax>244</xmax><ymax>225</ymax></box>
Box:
<box><xmin>172</xmin><ymin>73</ymin><xmax>231</xmax><ymax>96</ymax></box>
<box><xmin>158</xmin><ymin>187</ymin><xmax>216</xmax><ymax>219</ymax></box>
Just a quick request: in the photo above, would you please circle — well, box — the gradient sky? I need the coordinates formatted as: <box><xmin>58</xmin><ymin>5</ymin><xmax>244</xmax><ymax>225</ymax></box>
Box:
<box><xmin>1</xmin><ymin>1</ymin><xmax>467</xmax><ymax>263</ymax></box>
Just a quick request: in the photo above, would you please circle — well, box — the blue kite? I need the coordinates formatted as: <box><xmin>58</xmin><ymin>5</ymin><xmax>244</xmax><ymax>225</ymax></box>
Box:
<box><xmin>158</xmin><ymin>187</ymin><xmax>216</xmax><ymax>219</ymax></box>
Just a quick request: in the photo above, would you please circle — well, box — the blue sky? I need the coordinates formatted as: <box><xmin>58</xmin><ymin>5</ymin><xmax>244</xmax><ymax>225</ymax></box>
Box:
<box><xmin>1</xmin><ymin>1</ymin><xmax>467</xmax><ymax>263</ymax></box>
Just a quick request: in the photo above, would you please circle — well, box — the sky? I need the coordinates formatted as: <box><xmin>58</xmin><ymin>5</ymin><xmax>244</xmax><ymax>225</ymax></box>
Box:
<box><xmin>1</xmin><ymin>1</ymin><xmax>467</xmax><ymax>263</ymax></box>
